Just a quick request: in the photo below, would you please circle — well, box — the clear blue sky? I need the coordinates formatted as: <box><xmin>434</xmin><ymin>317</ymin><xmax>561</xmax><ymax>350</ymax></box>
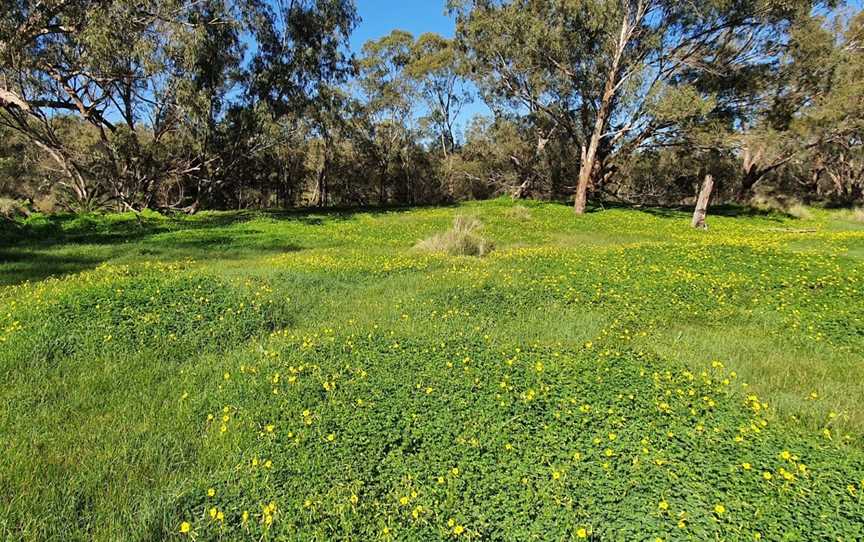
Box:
<box><xmin>349</xmin><ymin>0</ymin><xmax>455</xmax><ymax>51</ymax></box>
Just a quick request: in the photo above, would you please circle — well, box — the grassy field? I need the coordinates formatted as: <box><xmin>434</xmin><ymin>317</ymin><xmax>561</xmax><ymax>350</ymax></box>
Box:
<box><xmin>1</xmin><ymin>199</ymin><xmax>863</xmax><ymax>541</ymax></box>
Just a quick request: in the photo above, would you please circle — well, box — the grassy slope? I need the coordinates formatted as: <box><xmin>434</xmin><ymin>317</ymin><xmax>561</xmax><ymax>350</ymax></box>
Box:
<box><xmin>1</xmin><ymin>200</ymin><xmax>863</xmax><ymax>541</ymax></box>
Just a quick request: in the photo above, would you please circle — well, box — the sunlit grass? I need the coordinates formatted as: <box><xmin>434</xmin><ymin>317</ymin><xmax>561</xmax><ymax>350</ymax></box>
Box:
<box><xmin>1</xmin><ymin>199</ymin><xmax>863</xmax><ymax>540</ymax></box>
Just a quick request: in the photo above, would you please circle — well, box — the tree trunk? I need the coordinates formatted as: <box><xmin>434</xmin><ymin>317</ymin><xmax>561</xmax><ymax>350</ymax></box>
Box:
<box><xmin>739</xmin><ymin>164</ymin><xmax>762</xmax><ymax>201</ymax></box>
<box><xmin>32</xmin><ymin>139</ymin><xmax>90</xmax><ymax>206</ymax></box>
<box><xmin>512</xmin><ymin>178</ymin><xmax>531</xmax><ymax>199</ymax></box>
<box><xmin>574</xmin><ymin>10</ymin><xmax>633</xmax><ymax>214</ymax></box>
<box><xmin>314</xmin><ymin>166</ymin><xmax>327</xmax><ymax>207</ymax></box>
<box><xmin>378</xmin><ymin>153</ymin><xmax>388</xmax><ymax>207</ymax></box>
<box><xmin>691</xmin><ymin>174</ymin><xmax>714</xmax><ymax>229</ymax></box>
<box><xmin>574</xmin><ymin>144</ymin><xmax>592</xmax><ymax>214</ymax></box>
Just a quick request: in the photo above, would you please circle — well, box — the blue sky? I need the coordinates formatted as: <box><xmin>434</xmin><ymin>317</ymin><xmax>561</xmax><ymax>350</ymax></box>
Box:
<box><xmin>350</xmin><ymin>1</ymin><xmax>456</xmax><ymax>51</ymax></box>
<box><xmin>350</xmin><ymin>0</ymin><xmax>490</xmax><ymax>131</ymax></box>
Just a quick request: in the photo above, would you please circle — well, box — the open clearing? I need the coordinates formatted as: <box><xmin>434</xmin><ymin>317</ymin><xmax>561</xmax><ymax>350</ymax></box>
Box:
<box><xmin>1</xmin><ymin>200</ymin><xmax>863</xmax><ymax>541</ymax></box>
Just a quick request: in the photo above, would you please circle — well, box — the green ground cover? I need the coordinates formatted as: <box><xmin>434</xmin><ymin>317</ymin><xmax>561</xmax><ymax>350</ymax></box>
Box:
<box><xmin>1</xmin><ymin>200</ymin><xmax>863</xmax><ymax>540</ymax></box>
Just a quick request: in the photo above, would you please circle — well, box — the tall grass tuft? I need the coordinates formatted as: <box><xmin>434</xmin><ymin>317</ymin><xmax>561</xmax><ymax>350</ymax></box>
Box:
<box><xmin>0</xmin><ymin>197</ymin><xmax>29</xmax><ymax>220</ymax></box>
<box><xmin>840</xmin><ymin>207</ymin><xmax>864</xmax><ymax>223</ymax></box>
<box><xmin>786</xmin><ymin>202</ymin><xmax>813</xmax><ymax>220</ymax></box>
<box><xmin>415</xmin><ymin>215</ymin><xmax>495</xmax><ymax>256</ymax></box>
<box><xmin>504</xmin><ymin>205</ymin><xmax>533</xmax><ymax>221</ymax></box>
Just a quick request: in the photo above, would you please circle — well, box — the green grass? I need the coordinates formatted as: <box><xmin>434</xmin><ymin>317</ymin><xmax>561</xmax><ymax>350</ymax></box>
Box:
<box><xmin>1</xmin><ymin>199</ymin><xmax>863</xmax><ymax>541</ymax></box>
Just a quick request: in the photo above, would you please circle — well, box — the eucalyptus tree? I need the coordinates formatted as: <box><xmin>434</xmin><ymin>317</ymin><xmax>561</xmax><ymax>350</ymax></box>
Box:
<box><xmin>242</xmin><ymin>0</ymin><xmax>358</xmax><ymax>116</ymax></box>
<box><xmin>0</xmin><ymin>0</ymin><xmax>357</xmax><ymax>211</ymax></box>
<box><xmin>1</xmin><ymin>0</ymin><xmax>137</xmax><ymax>208</ymax></box>
<box><xmin>452</xmin><ymin>0</ymin><xmax>821</xmax><ymax>213</ymax></box>
<box><xmin>354</xmin><ymin>30</ymin><xmax>419</xmax><ymax>204</ymax></box>
<box><xmin>737</xmin><ymin>8</ymin><xmax>864</xmax><ymax>202</ymax></box>
<box><xmin>0</xmin><ymin>0</ymin><xmax>243</xmax><ymax>210</ymax></box>
<box><xmin>236</xmin><ymin>0</ymin><xmax>357</xmax><ymax>207</ymax></box>
<box><xmin>807</xmin><ymin>11</ymin><xmax>864</xmax><ymax>203</ymax></box>
<box><xmin>406</xmin><ymin>33</ymin><xmax>472</xmax><ymax>157</ymax></box>
<box><xmin>353</xmin><ymin>30</ymin><xmax>473</xmax><ymax>203</ymax></box>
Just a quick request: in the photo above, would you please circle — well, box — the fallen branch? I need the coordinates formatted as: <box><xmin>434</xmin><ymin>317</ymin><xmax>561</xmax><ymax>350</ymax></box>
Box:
<box><xmin>762</xmin><ymin>228</ymin><xmax>818</xmax><ymax>233</ymax></box>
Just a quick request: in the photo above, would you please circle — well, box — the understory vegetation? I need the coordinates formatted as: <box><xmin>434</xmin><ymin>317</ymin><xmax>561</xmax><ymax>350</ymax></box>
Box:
<box><xmin>1</xmin><ymin>200</ymin><xmax>863</xmax><ymax>541</ymax></box>
<box><xmin>2</xmin><ymin>1</ymin><xmax>863</xmax><ymax>214</ymax></box>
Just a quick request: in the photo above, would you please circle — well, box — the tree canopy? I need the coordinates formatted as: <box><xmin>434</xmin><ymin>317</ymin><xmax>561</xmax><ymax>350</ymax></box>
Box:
<box><xmin>1</xmin><ymin>0</ymin><xmax>861</xmax><ymax>214</ymax></box>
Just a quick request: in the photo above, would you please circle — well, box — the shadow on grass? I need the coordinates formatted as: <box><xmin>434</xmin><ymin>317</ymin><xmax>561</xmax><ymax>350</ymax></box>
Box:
<box><xmin>0</xmin><ymin>249</ymin><xmax>107</xmax><ymax>286</ymax></box>
<box><xmin>587</xmin><ymin>201</ymin><xmax>787</xmax><ymax>221</ymax></box>
<box><xmin>529</xmin><ymin>198</ymin><xmax>783</xmax><ymax>219</ymax></box>
<box><xmin>0</xmin><ymin>203</ymin><xmax>462</xmax><ymax>287</ymax></box>
<box><xmin>0</xmin><ymin>241</ymin><xmax>303</xmax><ymax>287</ymax></box>
<box><xmin>0</xmin><ymin>203</ymin><xmax>456</xmax><ymax>249</ymax></box>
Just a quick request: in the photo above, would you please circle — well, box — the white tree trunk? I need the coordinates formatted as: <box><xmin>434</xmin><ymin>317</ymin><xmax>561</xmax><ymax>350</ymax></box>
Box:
<box><xmin>692</xmin><ymin>174</ymin><xmax>714</xmax><ymax>229</ymax></box>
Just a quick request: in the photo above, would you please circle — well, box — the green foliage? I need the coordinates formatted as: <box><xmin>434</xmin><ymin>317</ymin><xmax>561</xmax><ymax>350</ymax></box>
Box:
<box><xmin>2</xmin><ymin>0</ymin><xmax>862</xmax><ymax>210</ymax></box>
<box><xmin>736</xmin><ymin>10</ymin><xmax>864</xmax><ymax>203</ymax></box>
<box><xmin>242</xmin><ymin>0</ymin><xmax>358</xmax><ymax>116</ymax></box>
<box><xmin>450</xmin><ymin>0</ymin><xmax>818</xmax><ymax>204</ymax></box>
<box><xmin>0</xmin><ymin>0</ymin><xmax>357</xmax><ymax>211</ymax></box>
<box><xmin>172</xmin><ymin>337</ymin><xmax>863</xmax><ymax>541</ymax></box>
<box><xmin>1</xmin><ymin>201</ymin><xmax>864</xmax><ymax>540</ymax></box>
<box><xmin>647</xmin><ymin>84</ymin><xmax>716</xmax><ymax>124</ymax></box>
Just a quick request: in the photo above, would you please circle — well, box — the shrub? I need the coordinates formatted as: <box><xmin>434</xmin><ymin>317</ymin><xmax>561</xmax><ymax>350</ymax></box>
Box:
<box><xmin>415</xmin><ymin>215</ymin><xmax>494</xmax><ymax>256</ymax></box>
<box><xmin>750</xmin><ymin>195</ymin><xmax>812</xmax><ymax>219</ymax></box>
<box><xmin>0</xmin><ymin>197</ymin><xmax>29</xmax><ymax>220</ymax></box>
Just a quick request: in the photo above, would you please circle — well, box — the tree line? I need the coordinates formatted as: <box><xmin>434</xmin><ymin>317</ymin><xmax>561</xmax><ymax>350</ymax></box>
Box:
<box><xmin>1</xmin><ymin>0</ymin><xmax>862</xmax><ymax>218</ymax></box>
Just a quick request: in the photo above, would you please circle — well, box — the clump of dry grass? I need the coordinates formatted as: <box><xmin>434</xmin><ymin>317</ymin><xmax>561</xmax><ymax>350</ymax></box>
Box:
<box><xmin>415</xmin><ymin>215</ymin><xmax>494</xmax><ymax>257</ymax></box>
<box><xmin>750</xmin><ymin>194</ymin><xmax>784</xmax><ymax>213</ymax></box>
<box><xmin>504</xmin><ymin>205</ymin><xmax>532</xmax><ymax>221</ymax></box>
<box><xmin>0</xmin><ymin>197</ymin><xmax>29</xmax><ymax>220</ymax></box>
<box><xmin>786</xmin><ymin>202</ymin><xmax>814</xmax><ymax>220</ymax></box>
<box><xmin>840</xmin><ymin>207</ymin><xmax>864</xmax><ymax>223</ymax></box>
<box><xmin>33</xmin><ymin>194</ymin><xmax>58</xmax><ymax>214</ymax></box>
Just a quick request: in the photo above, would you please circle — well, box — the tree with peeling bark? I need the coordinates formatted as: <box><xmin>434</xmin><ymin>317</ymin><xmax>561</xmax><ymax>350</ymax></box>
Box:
<box><xmin>406</xmin><ymin>33</ymin><xmax>472</xmax><ymax>158</ymax></box>
<box><xmin>451</xmin><ymin>0</ymin><xmax>821</xmax><ymax>214</ymax></box>
<box><xmin>0</xmin><ymin>0</ymin><xmax>241</xmax><ymax>210</ymax></box>
<box><xmin>734</xmin><ymin>9</ymin><xmax>864</xmax><ymax>203</ymax></box>
<box><xmin>0</xmin><ymin>0</ymin><xmax>357</xmax><ymax>211</ymax></box>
